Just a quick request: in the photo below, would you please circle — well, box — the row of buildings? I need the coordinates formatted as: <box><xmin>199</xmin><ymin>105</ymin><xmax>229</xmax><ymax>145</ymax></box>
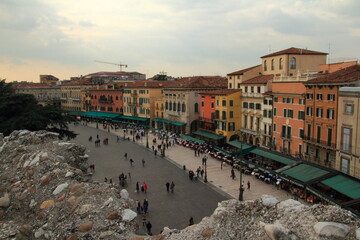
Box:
<box><xmin>11</xmin><ymin>48</ymin><xmax>360</xmax><ymax>180</ymax></box>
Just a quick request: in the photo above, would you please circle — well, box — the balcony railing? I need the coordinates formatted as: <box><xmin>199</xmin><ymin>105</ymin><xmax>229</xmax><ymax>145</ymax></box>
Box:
<box><xmin>240</xmin><ymin>128</ymin><xmax>259</xmax><ymax>136</ymax></box>
<box><xmin>303</xmin><ymin>136</ymin><xmax>336</xmax><ymax>148</ymax></box>
<box><xmin>199</xmin><ymin>117</ymin><xmax>215</xmax><ymax>123</ymax></box>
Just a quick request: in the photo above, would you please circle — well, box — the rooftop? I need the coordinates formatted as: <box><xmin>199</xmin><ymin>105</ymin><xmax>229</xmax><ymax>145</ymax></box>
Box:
<box><xmin>125</xmin><ymin>80</ymin><xmax>169</xmax><ymax>88</ymax></box>
<box><xmin>306</xmin><ymin>64</ymin><xmax>360</xmax><ymax>84</ymax></box>
<box><xmin>199</xmin><ymin>89</ymin><xmax>241</xmax><ymax>96</ymax></box>
<box><xmin>12</xmin><ymin>82</ymin><xmax>55</xmax><ymax>89</ymax></box>
<box><xmin>261</xmin><ymin>47</ymin><xmax>327</xmax><ymax>58</ymax></box>
<box><xmin>241</xmin><ymin>74</ymin><xmax>274</xmax><ymax>84</ymax></box>
<box><xmin>227</xmin><ymin>65</ymin><xmax>260</xmax><ymax>76</ymax></box>
<box><xmin>165</xmin><ymin>76</ymin><xmax>227</xmax><ymax>89</ymax></box>
<box><xmin>61</xmin><ymin>79</ymin><xmax>95</xmax><ymax>86</ymax></box>
<box><xmin>83</xmin><ymin>71</ymin><xmax>144</xmax><ymax>78</ymax></box>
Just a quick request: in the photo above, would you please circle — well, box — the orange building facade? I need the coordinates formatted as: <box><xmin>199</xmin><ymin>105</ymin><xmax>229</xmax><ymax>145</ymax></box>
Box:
<box><xmin>272</xmin><ymin>81</ymin><xmax>306</xmax><ymax>157</ymax></box>
<box><xmin>199</xmin><ymin>93</ymin><xmax>216</xmax><ymax>131</ymax></box>
<box><xmin>89</xmin><ymin>84</ymin><xmax>124</xmax><ymax>114</ymax></box>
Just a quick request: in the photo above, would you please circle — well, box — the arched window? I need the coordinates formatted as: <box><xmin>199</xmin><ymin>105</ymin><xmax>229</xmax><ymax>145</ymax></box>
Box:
<box><xmin>177</xmin><ymin>102</ymin><xmax>181</xmax><ymax>112</ymax></box>
<box><xmin>279</xmin><ymin>58</ymin><xmax>283</xmax><ymax>70</ymax></box>
<box><xmin>173</xmin><ymin>102</ymin><xmax>176</xmax><ymax>111</ymax></box>
<box><xmin>169</xmin><ymin>101</ymin><xmax>172</xmax><ymax>111</ymax></box>
<box><xmin>182</xmin><ymin>103</ymin><xmax>186</xmax><ymax>112</ymax></box>
<box><xmin>194</xmin><ymin>103</ymin><xmax>199</xmax><ymax>113</ymax></box>
<box><xmin>165</xmin><ymin>101</ymin><xmax>168</xmax><ymax>110</ymax></box>
<box><xmin>120</xmin><ymin>107</ymin><xmax>123</xmax><ymax>113</ymax></box>
<box><xmin>271</xmin><ymin>59</ymin><xmax>274</xmax><ymax>70</ymax></box>
<box><xmin>290</xmin><ymin>57</ymin><xmax>296</xmax><ymax>69</ymax></box>
<box><xmin>264</xmin><ymin>60</ymin><xmax>267</xmax><ymax>71</ymax></box>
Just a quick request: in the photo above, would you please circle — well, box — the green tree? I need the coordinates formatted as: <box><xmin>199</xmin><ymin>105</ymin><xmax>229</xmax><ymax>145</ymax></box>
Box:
<box><xmin>0</xmin><ymin>80</ymin><xmax>76</xmax><ymax>139</ymax></box>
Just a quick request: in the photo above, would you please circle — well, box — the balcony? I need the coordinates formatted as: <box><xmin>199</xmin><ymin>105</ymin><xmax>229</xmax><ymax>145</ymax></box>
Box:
<box><xmin>240</xmin><ymin>128</ymin><xmax>259</xmax><ymax>136</ymax></box>
<box><xmin>199</xmin><ymin>117</ymin><xmax>214</xmax><ymax>123</ymax></box>
<box><xmin>131</xmin><ymin>92</ymin><xmax>138</xmax><ymax>97</ymax></box>
<box><xmin>303</xmin><ymin>136</ymin><xmax>336</xmax><ymax>149</ymax></box>
<box><xmin>261</xmin><ymin>130</ymin><xmax>272</xmax><ymax>137</ymax></box>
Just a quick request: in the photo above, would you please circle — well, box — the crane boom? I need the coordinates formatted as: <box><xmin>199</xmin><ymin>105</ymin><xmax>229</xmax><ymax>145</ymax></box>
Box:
<box><xmin>95</xmin><ymin>60</ymin><xmax>128</xmax><ymax>71</ymax></box>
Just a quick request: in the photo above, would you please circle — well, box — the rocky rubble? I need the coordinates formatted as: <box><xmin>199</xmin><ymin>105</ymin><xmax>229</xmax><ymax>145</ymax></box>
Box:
<box><xmin>0</xmin><ymin>130</ymin><xmax>137</xmax><ymax>240</ymax></box>
<box><xmin>159</xmin><ymin>195</ymin><xmax>360</xmax><ymax>240</ymax></box>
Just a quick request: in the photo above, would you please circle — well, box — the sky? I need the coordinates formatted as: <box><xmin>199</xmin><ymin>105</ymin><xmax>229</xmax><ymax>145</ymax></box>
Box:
<box><xmin>1</xmin><ymin>0</ymin><xmax>360</xmax><ymax>82</ymax></box>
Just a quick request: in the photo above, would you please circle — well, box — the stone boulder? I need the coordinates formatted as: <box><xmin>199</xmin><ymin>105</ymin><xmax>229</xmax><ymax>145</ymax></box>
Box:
<box><xmin>264</xmin><ymin>224</ymin><xmax>298</xmax><ymax>240</ymax></box>
<box><xmin>122</xmin><ymin>209</ymin><xmax>137</xmax><ymax>222</ymax></box>
<box><xmin>0</xmin><ymin>193</ymin><xmax>10</xmax><ymax>208</ymax></box>
<box><xmin>261</xmin><ymin>195</ymin><xmax>279</xmax><ymax>207</ymax></box>
<box><xmin>313</xmin><ymin>222</ymin><xmax>351</xmax><ymax>239</ymax></box>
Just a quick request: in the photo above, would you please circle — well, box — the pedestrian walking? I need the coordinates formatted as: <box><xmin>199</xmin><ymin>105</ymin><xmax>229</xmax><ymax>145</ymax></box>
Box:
<box><xmin>136</xmin><ymin>182</ymin><xmax>139</xmax><ymax>192</ymax></box>
<box><xmin>109</xmin><ymin>178</ymin><xmax>113</xmax><ymax>184</ymax></box>
<box><xmin>155</xmin><ymin>149</ymin><xmax>157</xmax><ymax>156</ymax></box>
<box><xmin>128</xmin><ymin>172</ymin><xmax>131</xmax><ymax>179</ymax></box>
<box><xmin>104</xmin><ymin>177</ymin><xmax>108</xmax><ymax>183</ymax></box>
<box><xmin>166</xmin><ymin>182</ymin><xmax>170</xmax><ymax>192</ymax></box>
<box><xmin>200</xmin><ymin>169</ymin><xmax>204</xmax><ymax>178</ymax></box>
<box><xmin>247</xmin><ymin>181</ymin><xmax>251</xmax><ymax>190</ymax></box>
<box><xmin>143</xmin><ymin>199</ymin><xmax>149</xmax><ymax>213</ymax></box>
<box><xmin>170</xmin><ymin>181</ymin><xmax>175</xmax><ymax>193</ymax></box>
<box><xmin>142</xmin><ymin>212</ymin><xmax>147</xmax><ymax>226</ymax></box>
<box><xmin>124</xmin><ymin>153</ymin><xmax>128</xmax><ymax>160</ymax></box>
<box><xmin>189</xmin><ymin>216</ymin><xmax>194</xmax><ymax>226</ymax></box>
<box><xmin>146</xmin><ymin>221</ymin><xmax>152</xmax><ymax>235</ymax></box>
<box><xmin>130</xmin><ymin>158</ymin><xmax>134</xmax><ymax>166</ymax></box>
<box><xmin>143</xmin><ymin>182</ymin><xmax>148</xmax><ymax>193</ymax></box>
<box><xmin>136</xmin><ymin>200</ymin><xmax>141</xmax><ymax>214</ymax></box>
<box><xmin>231</xmin><ymin>168</ymin><xmax>235</xmax><ymax>180</ymax></box>
<box><xmin>142</xmin><ymin>159</ymin><xmax>145</xmax><ymax>167</ymax></box>
<box><xmin>221</xmin><ymin>160</ymin><xmax>223</xmax><ymax>170</ymax></box>
<box><xmin>97</xmin><ymin>134</ymin><xmax>99</xmax><ymax>139</ymax></box>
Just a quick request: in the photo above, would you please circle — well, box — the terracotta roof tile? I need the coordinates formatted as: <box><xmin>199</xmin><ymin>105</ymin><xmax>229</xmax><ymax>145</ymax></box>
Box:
<box><xmin>199</xmin><ymin>89</ymin><xmax>241</xmax><ymax>96</ymax></box>
<box><xmin>261</xmin><ymin>47</ymin><xmax>327</xmax><ymax>58</ymax></box>
<box><xmin>306</xmin><ymin>64</ymin><xmax>360</xmax><ymax>84</ymax></box>
<box><xmin>125</xmin><ymin>80</ymin><xmax>170</xmax><ymax>88</ymax></box>
<box><xmin>241</xmin><ymin>75</ymin><xmax>274</xmax><ymax>84</ymax></box>
<box><xmin>165</xmin><ymin>76</ymin><xmax>227</xmax><ymax>88</ymax></box>
<box><xmin>12</xmin><ymin>82</ymin><xmax>52</xmax><ymax>88</ymax></box>
<box><xmin>227</xmin><ymin>65</ymin><xmax>260</xmax><ymax>76</ymax></box>
<box><xmin>61</xmin><ymin>79</ymin><xmax>95</xmax><ymax>86</ymax></box>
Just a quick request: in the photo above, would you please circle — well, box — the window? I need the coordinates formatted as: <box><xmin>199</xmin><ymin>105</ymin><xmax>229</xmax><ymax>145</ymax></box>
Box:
<box><xmin>274</xmin><ymin>97</ymin><xmax>278</xmax><ymax>102</ymax></box>
<box><xmin>194</xmin><ymin>103</ymin><xmax>199</xmax><ymax>113</ymax></box>
<box><xmin>264</xmin><ymin>60</ymin><xmax>267</xmax><ymax>71</ymax></box>
<box><xmin>216</xmin><ymin>100</ymin><xmax>219</xmax><ymax>106</ymax></box>
<box><xmin>345</xmin><ymin>104</ymin><xmax>354</xmax><ymax>114</ymax></box>
<box><xmin>222</xmin><ymin>100</ymin><xmax>226</xmax><ymax>106</ymax></box>
<box><xmin>165</xmin><ymin>101</ymin><xmax>168</xmax><ymax>110</ymax></box>
<box><xmin>299</xmin><ymin>129</ymin><xmax>304</xmax><ymax>139</ymax></box>
<box><xmin>229</xmin><ymin>83</ymin><xmax>232</xmax><ymax>88</ymax></box>
<box><xmin>245</xmin><ymin>87</ymin><xmax>248</xmax><ymax>92</ymax></box>
<box><xmin>229</xmin><ymin>111</ymin><xmax>234</xmax><ymax>118</ymax></box>
<box><xmin>228</xmin><ymin>122</ymin><xmax>235</xmax><ymax>131</ymax></box>
<box><xmin>316</xmin><ymin>94</ymin><xmax>323</xmax><ymax>100</ymax></box>
<box><xmin>251</xmin><ymin>87</ymin><xmax>254</xmax><ymax>93</ymax></box>
<box><xmin>279</xmin><ymin>58</ymin><xmax>283</xmax><ymax>70</ymax></box>
<box><xmin>201</xmin><ymin>95</ymin><xmax>205</xmax><ymax>98</ymax></box>
<box><xmin>178</xmin><ymin>102</ymin><xmax>181</xmax><ymax>112</ymax></box>
<box><xmin>327</xmin><ymin>109</ymin><xmax>334</xmax><ymax>119</ymax></box>
<box><xmin>316</xmin><ymin>126</ymin><xmax>321</xmax><ymax>143</ymax></box>
<box><xmin>342</xmin><ymin>127</ymin><xmax>352</xmax><ymax>152</ymax></box>
<box><xmin>201</xmin><ymin>101</ymin><xmax>204</xmax><ymax>107</ymax></box>
<box><xmin>263</xmin><ymin>110</ymin><xmax>268</xmax><ymax>118</ymax></box>
<box><xmin>287</xmin><ymin>126</ymin><xmax>292</xmax><ymax>139</ymax></box>
<box><xmin>182</xmin><ymin>103</ymin><xmax>186</xmax><ymax>112</ymax></box>
<box><xmin>327</xmin><ymin>128</ymin><xmax>332</xmax><ymax>146</ymax></box>
<box><xmin>282</xmin><ymin>125</ymin><xmax>286</xmax><ymax>138</ymax></box>
<box><xmin>283</xmin><ymin>109</ymin><xmax>287</xmax><ymax>117</ymax></box>
<box><xmin>306</xmin><ymin>107</ymin><xmax>313</xmax><ymax>116</ymax></box>
<box><xmin>264</xmin><ymin>99</ymin><xmax>268</xmax><ymax>105</ymax></box>
<box><xmin>327</xmin><ymin>94</ymin><xmax>335</xmax><ymax>101</ymax></box>
<box><xmin>243</xmin><ymin>102</ymin><xmax>248</xmax><ymax>108</ymax></box>
<box><xmin>255</xmin><ymin>103</ymin><xmax>261</xmax><ymax>110</ymax></box>
<box><xmin>299</xmin><ymin>99</ymin><xmax>305</xmax><ymax>105</ymax></box>
<box><xmin>229</xmin><ymin>100</ymin><xmax>233</xmax><ymax>106</ymax></box>
<box><xmin>237</xmin><ymin>83</ymin><xmax>241</xmax><ymax>88</ymax></box>
<box><xmin>249</xmin><ymin>103</ymin><xmax>254</xmax><ymax>109</ymax></box>
<box><xmin>306</xmin><ymin>93</ymin><xmax>313</xmax><ymax>100</ymax></box>
<box><xmin>257</xmin><ymin>86</ymin><xmax>261</xmax><ymax>93</ymax></box>
<box><xmin>268</xmin><ymin>110</ymin><xmax>272</xmax><ymax>117</ymax></box>
<box><xmin>341</xmin><ymin>157</ymin><xmax>350</xmax><ymax>174</ymax></box>
<box><xmin>316</xmin><ymin>108</ymin><xmax>323</xmax><ymax>118</ymax></box>
<box><xmin>273</xmin><ymin>123</ymin><xmax>277</xmax><ymax>132</ymax></box>
<box><xmin>298</xmin><ymin>111</ymin><xmax>305</xmax><ymax>120</ymax></box>
<box><xmin>271</xmin><ymin>59</ymin><xmax>274</xmax><ymax>70</ymax></box>
<box><xmin>211</xmin><ymin>102</ymin><xmax>214</xmax><ymax>108</ymax></box>
<box><xmin>222</xmin><ymin>111</ymin><xmax>226</xmax><ymax>120</ymax></box>
<box><xmin>288</xmin><ymin>109</ymin><xmax>293</xmax><ymax>118</ymax></box>
<box><xmin>173</xmin><ymin>102</ymin><xmax>176</xmax><ymax>111</ymax></box>
<box><xmin>274</xmin><ymin>108</ymin><xmax>277</xmax><ymax>116</ymax></box>
<box><xmin>169</xmin><ymin>101</ymin><xmax>172</xmax><ymax>110</ymax></box>
<box><xmin>290</xmin><ymin>57</ymin><xmax>296</xmax><ymax>69</ymax></box>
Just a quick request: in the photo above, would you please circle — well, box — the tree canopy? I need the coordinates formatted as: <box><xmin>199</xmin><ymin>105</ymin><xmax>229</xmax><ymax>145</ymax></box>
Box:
<box><xmin>0</xmin><ymin>80</ymin><xmax>76</xmax><ymax>139</ymax></box>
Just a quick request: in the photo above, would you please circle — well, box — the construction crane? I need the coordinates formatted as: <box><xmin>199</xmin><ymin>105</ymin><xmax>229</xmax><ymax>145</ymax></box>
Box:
<box><xmin>95</xmin><ymin>60</ymin><xmax>128</xmax><ymax>72</ymax></box>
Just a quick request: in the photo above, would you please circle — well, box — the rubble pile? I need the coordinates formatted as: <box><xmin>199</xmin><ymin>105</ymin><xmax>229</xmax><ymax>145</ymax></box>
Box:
<box><xmin>0</xmin><ymin>130</ymin><xmax>137</xmax><ymax>240</ymax></box>
<box><xmin>160</xmin><ymin>196</ymin><xmax>360</xmax><ymax>240</ymax></box>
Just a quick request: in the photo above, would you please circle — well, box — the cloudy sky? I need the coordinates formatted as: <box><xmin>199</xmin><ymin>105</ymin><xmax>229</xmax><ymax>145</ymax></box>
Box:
<box><xmin>1</xmin><ymin>0</ymin><xmax>360</xmax><ymax>82</ymax></box>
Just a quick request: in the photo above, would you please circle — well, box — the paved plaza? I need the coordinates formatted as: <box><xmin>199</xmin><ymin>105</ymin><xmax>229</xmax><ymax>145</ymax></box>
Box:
<box><xmin>70</xmin><ymin>123</ymin><xmax>295</xmax><ymax>234</ymax></box>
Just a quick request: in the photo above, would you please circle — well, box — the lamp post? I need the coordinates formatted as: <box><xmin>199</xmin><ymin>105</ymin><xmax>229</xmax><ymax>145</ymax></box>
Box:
<box><xmin>123</xmin><ymin>129</ymin><xmax>125</xmax><ymax>140</ymax></box>
<box><xmin>204</xmin><ymin>159</ymin><xmax>208</xmax><ymax>183</ymax></box>
<box><xmin>146</xmin><ymin>127</ymin><xmax>149</xmax><ymax>148</ymax></box>
<box><xmin>238</xmin><ymin>157</ymin><xmax>244</xmax><ymax>201</ymax></box>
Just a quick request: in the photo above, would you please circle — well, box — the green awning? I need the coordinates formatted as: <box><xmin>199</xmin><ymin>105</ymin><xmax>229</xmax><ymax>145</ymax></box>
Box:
<box><xmin>117</xmin><ymin>115</ymin><xmax>148</xmax><ymax>121</ymax></box>
<box><xmin>171</xmin><ymin>121</ymin><xmax>186</xmax><ymax>126</ymax></box>
<box><xmin>227</xmin><ymin>141</ymin><xmax>252</xmax><ymax>150</ymax></box>
<box><xmin>281</xmin><ymin>164</ymin><xmax>330</xmax><ymax>183</ymax></box>
<box><xmin>68</xmin><ymin>111</ymin><xmax>83</xmax><ymax>116</ymax></box>
<box><xmin>249</xmin><ymin>148</ymin><xmax>298</xmax><ymax>165</ymax></box>
<box><xmin>232</xmin><ymin>146</ymin><xmax>256</xmax><ymax>156</ymax></box>
<box><xmin>214</xmin><ymin>147</ymin><xmax>228</xmax><ymax>155</ymax></box>
<box><xmin>82</xmin><ymin>111</ymin><xmax>121</xmax><ymax>119</ymax></box>
<box><xmin>193</xmin><ymin>130</ymin><xmax>225</xmax><ymax>140</ymax></box>
<box><xmin>152</xmin><ymin>118</ymin><xmax>185</xmax><ymax>126</ymax></box>
<box><xmin>321</xmin><ymin>175</ymin><xmax>360</xmax><ymax>199</ymax></box>
<box><xmin>152</xmin><ymin>118</ymin><xmax>162</xmax><ymax>122</ymax></box>
<box><xmin>180</xmin><ymin>134</ymin><xmax>205</xmax><ymax>144</ymax></box>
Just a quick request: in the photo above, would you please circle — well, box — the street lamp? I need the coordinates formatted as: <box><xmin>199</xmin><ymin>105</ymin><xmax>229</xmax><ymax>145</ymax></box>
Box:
<box><xmin>146</xmin><ymin>127</ymin><xmax>149</xmax><ymax>148</ymax></box>
<box><xmin>238</xmin><ymin>157</ymin><xmax>244</xmax><ymax>201</ymax></box>
<box><xmin>204</xmin><ymin>159</ymin><xmax>208</xmax><ymax>183</ymax></box>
